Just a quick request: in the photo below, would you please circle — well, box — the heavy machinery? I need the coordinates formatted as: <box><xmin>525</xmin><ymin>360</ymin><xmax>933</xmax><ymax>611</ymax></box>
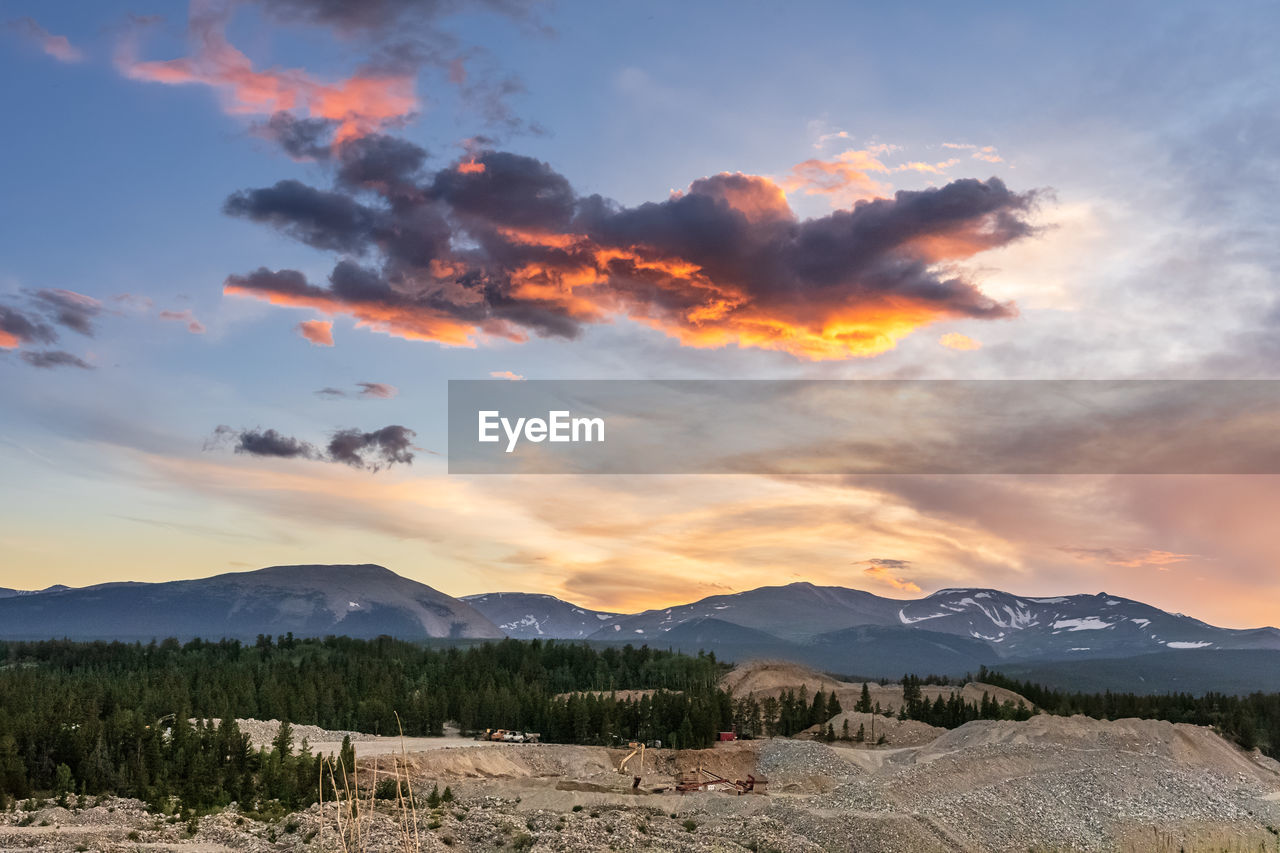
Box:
<box><xmin>475</xmin><ymin>729</ymin><xmax>541</xmax><ymax>743</ymax></box>
<box><xmin>616</xmin><ymin>741</ymin><xmax>646</xmax><ymax>789</ymax></box>
<box><xmin>675</xmin><ymin>766</ymin><xmax>766</xmax><ymax>795</ymax></box>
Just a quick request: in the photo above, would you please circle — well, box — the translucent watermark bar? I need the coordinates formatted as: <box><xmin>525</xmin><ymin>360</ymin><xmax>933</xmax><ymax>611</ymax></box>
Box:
<box><xmin>447</xmin><ymin>380</ymin><xmax>1280</xmax><ymax>474</ymax></box>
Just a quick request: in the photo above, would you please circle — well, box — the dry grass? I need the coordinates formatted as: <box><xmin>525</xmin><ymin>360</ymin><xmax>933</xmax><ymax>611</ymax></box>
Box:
<box><xmin>320</xmin><ymin>712</ymin><xmax>420</xmax><ymax>853</ymax></box>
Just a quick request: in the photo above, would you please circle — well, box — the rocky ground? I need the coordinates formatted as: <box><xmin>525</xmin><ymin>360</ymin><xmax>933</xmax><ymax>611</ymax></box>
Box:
<box><xmin>4</xmin><ymin>714</ymin><xmax>1279</xmax><ymax>853</ymax></box>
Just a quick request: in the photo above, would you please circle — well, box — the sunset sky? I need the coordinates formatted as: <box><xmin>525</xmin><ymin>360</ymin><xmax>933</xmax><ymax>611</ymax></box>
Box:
<box><xmin>2</xmin><ymin>1</ymin><xmax>1279</xmax><ymax>628</ymax></box>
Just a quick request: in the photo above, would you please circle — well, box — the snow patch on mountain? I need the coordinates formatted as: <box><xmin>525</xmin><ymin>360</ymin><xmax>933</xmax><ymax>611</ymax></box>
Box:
<box><xmin>1053</xmin><ymin>617</ymin><xmax>1113</xmax><ymax>631</ymax></box>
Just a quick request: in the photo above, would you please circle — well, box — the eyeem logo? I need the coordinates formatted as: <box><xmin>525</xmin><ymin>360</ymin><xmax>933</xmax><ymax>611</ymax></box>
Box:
<box><xmin>478</xmin><ymin>410</ymin><xmax>605</xmax><ymax>453</ymax></box>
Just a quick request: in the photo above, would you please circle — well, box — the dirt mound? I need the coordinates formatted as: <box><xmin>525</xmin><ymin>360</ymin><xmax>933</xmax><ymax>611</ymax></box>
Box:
<box><xmin>399</xmin><ymin>743</ymin><xmax>616</xmax><ymax>781</ymax></box>
<box><xmin>723</xmin><ymin>661</ymin><xmax>1033</xmax><ymax>716</ymax></box>
<box><xmin>802</xmin><ymin>711</ymin><xmax>945</xmax><ymax>747</ymax></box>
<box><xmin>919</xmin><ymin>714</ymin><xmax>1274</xmax><ymax>780</ymax></box>
<box><xmin>721</xmin><ymin>659</ymin><xmax>851</xmax><ymax>695</ymax></box>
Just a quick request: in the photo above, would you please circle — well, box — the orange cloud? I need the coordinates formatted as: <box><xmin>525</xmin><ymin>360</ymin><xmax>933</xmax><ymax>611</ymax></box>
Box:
<box><xmin>940</xmin><ymin>332</ymin><xmax>982</xmax><ymax>351</ymax></box>
<box><xmin>224</xmin><ymin>153</ymin><xmax>1033</xmax><ymax>361</ymax></box>
<box><xmin>117</xmin><ymin>3</ymin><xmax>416</xmax><ymax>145</ymax></box>
<box><xmin>296</xmin><ymin>319</ymin><xmax>334</xmax><ymax>346</ymax></box>
<box><xmin>490</xmin><ymin>370</ymin><xmax>525</xmax><ymax>380</ymax></box>
<box><xmin>0</xmin><ymin>330</ymin><xmax>19</xmax><ymax>349</ymax></box>
<box><xmin>784</xmin><ymin>148</ymin><xmax>965</xmax><ymax>208</ymax></box>
<box><xmin>858</xmin><ymin>559</ymin><xmax>923</xmax><ymax>593</ymax></box>
<box><xmin>1058</xmin><ymin>547</ymin><xmax>1195</xmax><ymax>570</ymax></box>
<box><xmin>784</xmin><ymin>149</ymin><xmax>893</xmax><ymax>204</ymax></box>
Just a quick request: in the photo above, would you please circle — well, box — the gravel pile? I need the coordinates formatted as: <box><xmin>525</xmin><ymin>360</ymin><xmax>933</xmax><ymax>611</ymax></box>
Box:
<box><xmin>200</xmin><ymin>717</ymin><xmax>378</xmax><ymax>749</ymax></box>
<box><xmin>757</xmin><ymin>739</ymin><xmax>858</xmax><ymax>780</ymax></box>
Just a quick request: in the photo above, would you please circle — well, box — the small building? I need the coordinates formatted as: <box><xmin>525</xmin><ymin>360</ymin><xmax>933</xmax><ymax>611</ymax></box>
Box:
<box><xmin>718</xmin><ymin>731</ymin><xmax>737</xmax><ymax>742</ymax></box>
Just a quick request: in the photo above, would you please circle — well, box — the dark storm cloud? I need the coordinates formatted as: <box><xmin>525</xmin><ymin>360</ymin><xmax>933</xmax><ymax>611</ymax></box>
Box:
<box><xmin>336</xmin><ymin>133</ymin><xmax>428</xmax><ymax>192</ymax></box>
<box><xmin>32</xmin><ymin>288</ymin><xmax>103</xmax><ymax>336</ymax></box>
<box><xmin>430</xmin><ymin>150</ymin><xmax>576</xmax><ymax>228</ymax></box>
<box><xmin>208</xmin><ymin>424</ymin><xmax>415</xmax><ymax>471</ymax></box>
<box><xmin>224</xmin><ymin>181</ymin><xmax>381</xmax><ymax>253</ymax></box>
<box><xmin>19</xmin><ymin>350</ymin><xmax>93</xmax><ymax>369</ymax></box>
<box><xmin>0</xmin><ymin>304</ymin><xmax>57</xmax><ymax>347</ymax></box>
<box><xmin>254</xmin><ymin>0</ymin><xmax>541</xmax><ymax>35</ymax></box>
<box><xmin>326</xmin><ymin>425</ymin><xmax>416</xmax><ymax>470</ymax></box>
<box><xmin>217</xmin><ymin>425</ymin><xmax>319</xmax><ymax>460</ymax></box>
<box><xmin>223</xmin><ymin>146</ymin><xmax>1038</xmax><ymax>359</ymax></box>
<box><xmin>257</xmin><ymin>111</ymin><xmax>336</xmax><ymax>161</ymax></box>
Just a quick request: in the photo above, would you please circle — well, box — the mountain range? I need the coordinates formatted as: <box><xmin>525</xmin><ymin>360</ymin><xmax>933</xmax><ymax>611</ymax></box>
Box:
<box><xmin>2</xmin><ymin>565</ymin><xmax>1278</xmax><ymax>691</ymax></box>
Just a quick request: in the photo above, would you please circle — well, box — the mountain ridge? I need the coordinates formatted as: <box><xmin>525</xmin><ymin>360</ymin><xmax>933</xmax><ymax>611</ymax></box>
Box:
<box><xmin>0</xmin><ymin>564</ymin><xmax>503</xmax><ymax>641</ymax></box>
<box><xmin>4</xmin><ymin>567</ymin><xmax>1278</xmax><ymax>690</ymax></box>
<box><xmin>467</xmin><ymin>581</ymin><xmax>1280</xmax><ymax>663</ymax></box>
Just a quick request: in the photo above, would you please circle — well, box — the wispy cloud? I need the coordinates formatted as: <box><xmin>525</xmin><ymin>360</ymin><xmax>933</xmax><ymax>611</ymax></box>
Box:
<box><xmin>159</xmin><ymin>308</ymin><xmax>206</xmax><ymax>334</ymax></box>
<box><xmin>1057</xmin><ymin>546</ymin><xmax>1195</xmax><ymax>570</ymax></box>
<box><xmin>942</xmin><ymin>142</ymin><xmax>1004</xmax><ymax>163</ymax></box>
<box><xmin>858</xmin><ymin>557</ymin><xmax>923</xmax><ymax>593</ymax></box>
<box><xmin>20</xmin><ymin>350</ymin><xmax>93</xmax><ymax>370</ymax></box>
<box><xmin>940</xmin><ymin>332</ymin><xmax>982</xmax><ymax>351</ymax></box>
<box><xmin>7</xmin><ymin>17</ymin><xmax>83</xmax><ymax>63</ymax></box>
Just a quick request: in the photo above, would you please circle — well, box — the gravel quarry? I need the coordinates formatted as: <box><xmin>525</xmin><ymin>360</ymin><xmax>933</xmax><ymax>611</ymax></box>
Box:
<box><xmin>5</xmin><ymin>664</ymin><xmax>1280</xmax><ymax>852</ymax></box>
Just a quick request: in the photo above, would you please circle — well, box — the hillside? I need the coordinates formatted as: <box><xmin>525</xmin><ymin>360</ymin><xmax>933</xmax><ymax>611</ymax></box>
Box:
<box><xmin>0</xmin><ymin>564</ymin><xmax>503</xmax><ymax>641</ymax></box>
<box><xmin>461</xmin><ymin>591</ymin><xmax>620</xmax><ymax>639</ymax></box>
<box><xmin>995</xmin><ymin>648</ymin><xmax>1280</xmax><ymax>695</ymax></box>
<box><xmin>722</xmin><ymin>660</ymin><xmax>1033</xmax><ymax>715</ymax></box>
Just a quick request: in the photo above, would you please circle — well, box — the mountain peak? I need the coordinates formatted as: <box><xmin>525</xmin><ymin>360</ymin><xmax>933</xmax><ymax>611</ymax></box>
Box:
<box><xmin>0</xmin><ymin>564</ymin><xmax>502</xmax><ymax>642</ymax></box>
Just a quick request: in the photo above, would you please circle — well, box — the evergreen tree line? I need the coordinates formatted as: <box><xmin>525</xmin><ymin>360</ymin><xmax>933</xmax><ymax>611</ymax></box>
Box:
<box><xmin>0</xmin><ymin>635</ymin><xmax>729</xmax><ymax>812</ymax></box>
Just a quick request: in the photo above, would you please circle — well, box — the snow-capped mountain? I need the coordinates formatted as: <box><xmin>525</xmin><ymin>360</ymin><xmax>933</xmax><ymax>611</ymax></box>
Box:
<box><xmin>893</xmin><ymin>588</ymin><xmax>1280</xmax><ymax>660</ymax></box>
<box><xmin>588</xmin><ymin>583</ymin><xmax>898</xmax><ymax>643</ymax></box>
<box><xmin>461</xmin><ymin>592</ymin><xmax>621</xmax><ymax>639</ymax></box>
<box><xmin>541</xmin><ymin>582</ymin><xmax>1280</xmax><ymax>663</ymax></box>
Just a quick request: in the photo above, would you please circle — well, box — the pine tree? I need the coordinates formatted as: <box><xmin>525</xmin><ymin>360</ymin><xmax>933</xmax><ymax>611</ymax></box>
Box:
<box><xmin>426</xmin><ymin>783</ymin><xmax>441</xmax><ymax>808</ymax></box>
<box><xmin>856</xmin><ymin>683</ymin><xmax>872</xmax><ymax>714</ymax></box>
<box><xmin>272</xmin><ymin>720</ymin><xmax>294</xmax><ymax>758</ymax></box>
<box><xmin>339</xmin><ymin>735</ymin><xmax>355</xmax><ymax>776</ymax></box>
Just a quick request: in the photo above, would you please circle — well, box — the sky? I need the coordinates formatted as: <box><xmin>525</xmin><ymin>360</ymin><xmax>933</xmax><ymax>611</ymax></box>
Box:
<box><xmin>2</xmin><ymin>0</ymin><xmax>1279</xmax><ymax>628</ymax></box>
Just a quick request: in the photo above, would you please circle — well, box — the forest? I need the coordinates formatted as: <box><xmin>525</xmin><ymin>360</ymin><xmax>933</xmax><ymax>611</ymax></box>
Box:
<box><xmin>3</xmin><ymin>635</ymin><xmax>1279</xmax><ymax>818</ymax></box>
<box><xmin>0</xmin><ymin>635</ymin><xmax>733</xmax><ymax>813</ymax></box>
